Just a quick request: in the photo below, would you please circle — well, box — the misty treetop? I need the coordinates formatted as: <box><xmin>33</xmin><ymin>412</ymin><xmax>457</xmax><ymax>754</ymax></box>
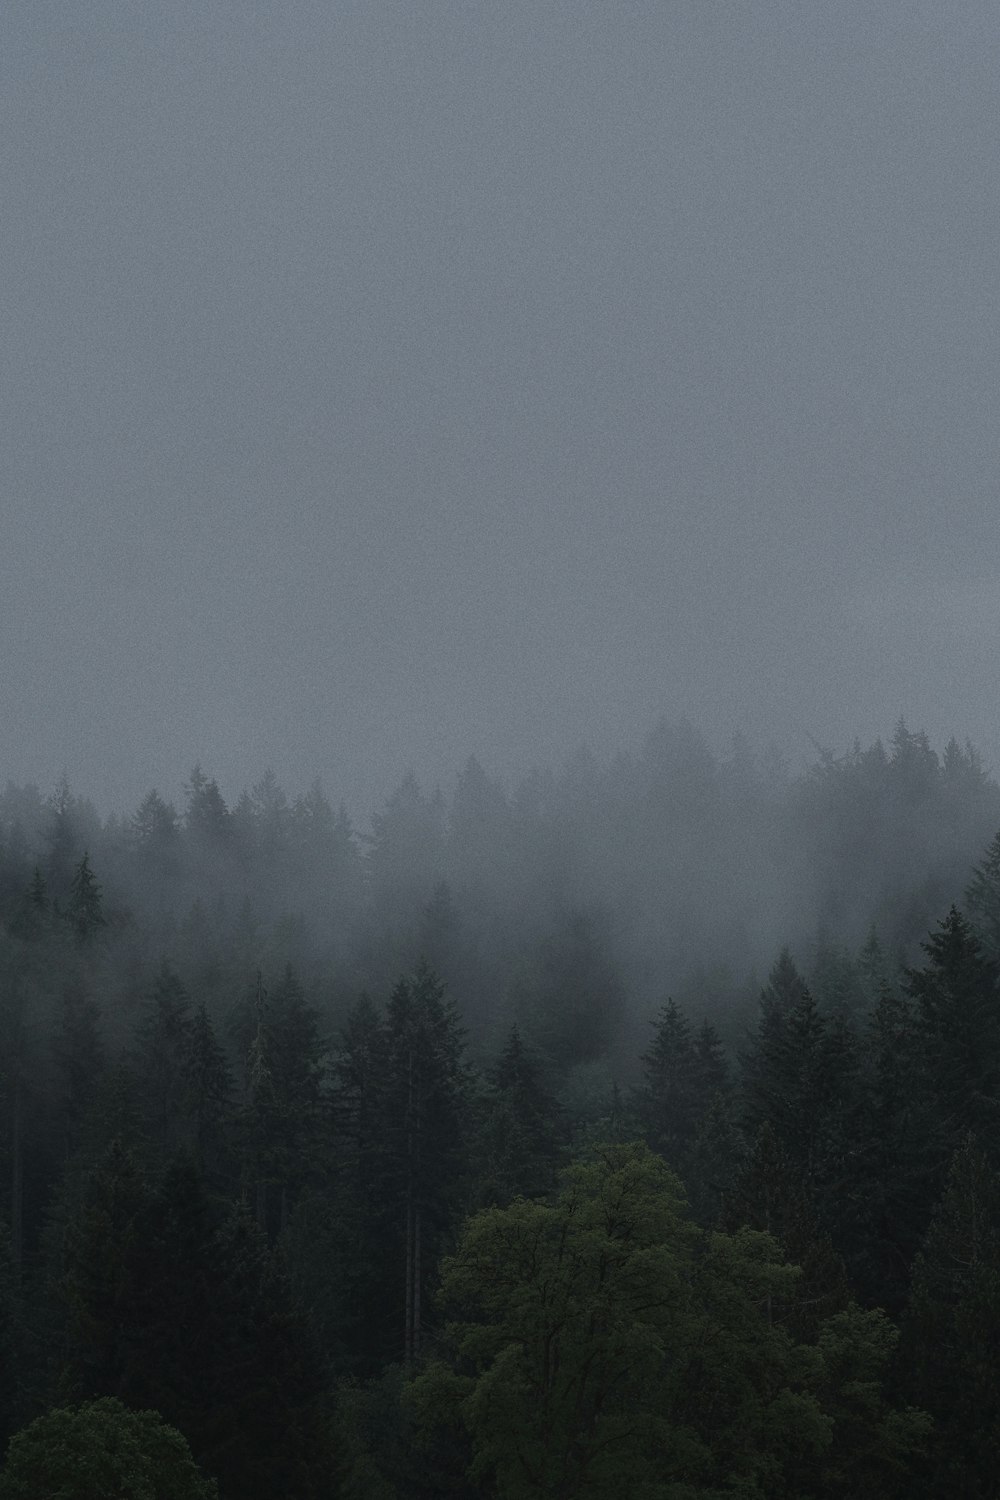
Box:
<box><xmin>1</xmin><ymin>720</ymin><xmax>996</xmax><ymax>1058</ymax></box>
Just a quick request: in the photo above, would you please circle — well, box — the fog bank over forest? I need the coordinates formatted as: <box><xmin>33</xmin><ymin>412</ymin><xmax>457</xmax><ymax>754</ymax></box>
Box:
<box><xmin>3</xmin><ymin>715</ymin><xmax>997</xmax><ymax>1072</ymax></box>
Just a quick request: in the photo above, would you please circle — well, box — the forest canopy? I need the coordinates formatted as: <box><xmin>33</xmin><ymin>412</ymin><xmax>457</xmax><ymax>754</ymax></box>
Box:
<box><xmin>0</xmin><ymin>720</ymin><xmax>998</xmax><ymax>1496</ymax></box>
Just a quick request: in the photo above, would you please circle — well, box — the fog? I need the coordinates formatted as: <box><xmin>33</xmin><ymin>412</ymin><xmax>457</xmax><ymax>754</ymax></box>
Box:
<box><xmin>4</xmin><ymin>2</ymin><xmax>1000</xmax><ymax>821</ymax></box>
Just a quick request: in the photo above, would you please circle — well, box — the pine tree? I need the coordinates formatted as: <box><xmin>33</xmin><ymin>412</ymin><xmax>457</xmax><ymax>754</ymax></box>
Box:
<box><xmin>381</xmin><ymin>962</ymin><xmax>467</xmax><ymax>1366</ymax></box>
<box><xmin>846</xmin><ymin>984</ymin><xmax>937</xmax><ymax>1312</ymax></box>
<box><xmin>742</xmin><ymin>959</ymin><xmax>844</xmax><ymax>1192</ymax></box>
<box><xmin>328</xmin><ymin>995</ymin><xmax>390</xmax><ymax>1374</ymax></box>
<box><xmin>134</xmin><ymin>963</ymin><xmax>195</xmax><ymax>1163</ymax></box>
<box><xmin>685</xmin><ymin>1090</ymin><xmax>743</xmax><ymax>1227</ymax></box>
<box><xmin>186</xmin><ymin>1004</ymin><xmax>232</xmax><ymax>1182</ymax></box>
<box><xmin>239</xmin><ymin>968</ymin><xmax>327</xmax><ymax>1238</ymax></box>
<box><xmin>57</xmin><ymin>1140</ymin><xmax>149</xmax><ymax>1400</ymax></box>
<box><xmin>965</xmin><ymin>827</ymin><xmax>1000</xmax><ymax>959</ymax></box>
<box><xmin>474</xmin><ymin>1025</ymin><xmax>560</xmax><ymax>1206</ymax></box>
<box><xmin>66</xmin><ymin>854</ymin><xmax>106</xmax><ymax>945</ymax></box>
<box><xmin>51</xmin><ymin>980</ymin><xmax>105</xmax><ymax>1163</ymax></box>
<box><xmin>724</xmin><ymin>1123</ymin><xmax>851</xmax><ymax>1340</ymax></box>
<box><xmin>10</xmin><ymin>869</ymin><xmax>49</xmax><ymax>942</ymax></box>
<box><xmin>637</xmin><ymin>998</ymin><xmax>698</xmax><ymax>1167</ymax></box>
<box><xmin>905</xmin><ymin>906</ymin><xmax>1000</xmax><ymax>1156</ymax></box>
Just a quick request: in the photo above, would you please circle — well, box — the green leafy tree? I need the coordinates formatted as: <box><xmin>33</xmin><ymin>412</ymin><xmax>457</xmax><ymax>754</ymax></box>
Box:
<box><xmin>0</xmin><ymin>1397</ymin><xmax>217</xmax><ymax>1499</ymax></box>
<box><xmin>410</xmin><ymin>1141</ymin><xmax>837</xmax><ymax>1500</ymax></box>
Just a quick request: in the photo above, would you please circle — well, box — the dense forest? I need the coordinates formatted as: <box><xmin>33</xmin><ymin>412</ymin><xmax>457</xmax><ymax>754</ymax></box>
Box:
<box><xmin>0</xmin><ymin>718</ymin><xmax>999</xmax><ymax>1496</ymax></box>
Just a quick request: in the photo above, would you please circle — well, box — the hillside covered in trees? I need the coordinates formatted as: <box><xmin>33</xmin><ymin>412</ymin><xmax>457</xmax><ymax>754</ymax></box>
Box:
<box><xmin>0</xmin><ymin>719</ymin><xmax>999</xmax><ymax>1496</ymax></box>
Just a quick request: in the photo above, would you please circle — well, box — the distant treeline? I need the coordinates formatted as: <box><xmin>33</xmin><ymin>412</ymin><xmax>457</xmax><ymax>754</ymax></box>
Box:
<box><xmin>1</xmin><ymin>718</ymin><xmax>996</xmax><ymax>1060</ymax></box>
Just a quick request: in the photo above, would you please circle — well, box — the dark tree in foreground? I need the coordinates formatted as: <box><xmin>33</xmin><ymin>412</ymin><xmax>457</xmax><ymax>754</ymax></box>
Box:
<box><xmin>898</xmin><ymin>1137</ymin><xmax>1000</xmax><ymax>1499</ymax></box>
<box><xmin>0</xmin><ymin>1397</ymin><xmax>217</xmax><ymax>1499</ymax></box>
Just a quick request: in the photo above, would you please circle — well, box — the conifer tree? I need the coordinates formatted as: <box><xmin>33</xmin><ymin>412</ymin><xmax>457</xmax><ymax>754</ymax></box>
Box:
<box><xmin>381</xmin><ymin>962</ymin><xmax>467</xmax><ymax>1365</ymax></box>
<box><xmin>637</xmin><ymin>997</ymin><xmax>698</xmax><ymax>1167</ymax></box>
<box><xmin>724</xmin><ymin>1123</ymin><xmax>851</xmax><ymax>1340</ymax></box>
<box><xmin>239</xmin><ymin>968</ymin><xmax>327</xmax><ymax>1238</ymax></box>
<box><xmin>186</xmin><ymin>1004</ymin><xmax>232</xmax><ymax>1182</ymax></box>
<box><xmin>52</xmin><ymin>979</ymin><xmax>105</xmax><ymax>1163</ymax></box>
<box><xmin>846</xmin><ymin>984</ymin><xmax>936</xmax><ymax>1311</ymax></box>
<box><xmin>57</xmin><ymin>1140</ymin><xmax>149</xmax><ymax>1400</ymax></box>
<box><xmin>67</xmin><ymin>853</ymin><xmax>106</xmax><ymax>945</ymax></box>
<box><xmin>134</xmin><ymin>963</ymin><xmax>195</xmax><ymax>1163</ymax></box>
<box><xmin>10</xmin><ymin>869</ymin><xmax>49</xmax><ymax>942</ymax></box>
<box><xmin>474</xmin><ymin>1024</ymin><xmax>560</xmax><ymax>1206</ymax></box>
<box><xmin>905</xmin><ymin>906</ymin><xmax>1000</xmax><ymax>1156</ymax></box>
<box><xmin>964</xmin><ymin>827</ymin><xmax>1000</xmax><ymax>960</ymax></box>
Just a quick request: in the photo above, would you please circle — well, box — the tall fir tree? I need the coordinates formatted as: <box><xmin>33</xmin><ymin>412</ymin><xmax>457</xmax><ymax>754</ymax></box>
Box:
<box><xmin>381</xmin><ymin>962</ymin><xmax>467</xmax><ymax>1366</ymax></box>
<box><xmin>637</xmin><ymin>998</ymin><xmax>698</xmax><ymax>1168</ymax></box>
<box><xmin>905</xmin><ymin>906</ymin><xmax>1000</xmax><ymax>1158</ymax></box>
<box><xmin>66</xmin><ymin>854</ymin><xmax>106</xmax><ymax>946</ymax></box>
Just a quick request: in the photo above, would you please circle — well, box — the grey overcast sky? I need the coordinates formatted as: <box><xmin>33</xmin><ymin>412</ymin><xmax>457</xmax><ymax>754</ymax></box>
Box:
<box><xmin>3</xmin><ymin>1</ymin><xmax>1000</xmax><ymax>820</ymax></box>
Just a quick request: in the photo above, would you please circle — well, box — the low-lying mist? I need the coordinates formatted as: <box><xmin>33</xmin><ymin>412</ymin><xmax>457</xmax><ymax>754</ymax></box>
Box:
<box><xmin>2</xmin><ymin>716</ymin><xmax>996</xmax><ymax>1080</ymax></box>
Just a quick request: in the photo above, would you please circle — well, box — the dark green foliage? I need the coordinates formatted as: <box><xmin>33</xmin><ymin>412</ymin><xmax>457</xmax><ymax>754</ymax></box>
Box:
<box><xmin>57</xmin><ymin>1139</ymin><xmax>150</xmax><ymax>1399</ymax></box>
<box><xmin>725</xmin><ymin>1124</ymin><xmax>851</xmax><ymax>1340</ymax></box>
<box><xmin>134</xmin><ymin>963</ymin><xmax>195</xmax><ymax>1163</ymax></box>
<box><xmin>56</xmin><ymin>1148</ymin><xmax>328</xmax><ymax>1500</ymax></box>
<box><xmin>0</xmin><ymin>1222</ymin><xmax>19</xmax><ymax>1447</ymax></box>
<box><xmin>898</xmin><ymin>1137</ymin><xmax>1000</xmax><ymax>1499</ymax></box>
<box><xmin>742</xmin><ymin>953</ymin><xmax>859</xmax><ymax>1208</ymax></box>
<box><xmin>238</xmin><ymin>967</ymin><xmax>327</xmax><ymax>1238</ymax></box>
<box><xmin>844</xmin><ymin>984</ymin><xmax>938</xmax><ymax>1312</ymax></box>
<box><xmin>380</xmin><ymin>963</ymin><xmax>468</xmax><ymax>1366</ymax></box>
<box><xmin>965</xmin><ymin>825</ymin><xmax>1000</xmax><ymax>959</ymax></box>
<box><xmin>637</xmin><ymin>997</ymin><xmax>698</xmax><ymax>1166</ymax></box>
<box><xmin>66</xmin><ymin>854</ymin><xmax>106</xmax><ymax>945</ymax></box>
<box><xmin>905</xmin><ymin>906</ymin><xmax>1000</xmax><ymax>1156</ymax></box>
<box><xmin>472</xmin><ymin>1025</ymin><xmax>561</xmax><ymax>1207</ymax></box>
<box><xmin>410</xmin><ymin>1142</ymin><xmax>924</xmax><ymax>1500</ymax></box>
<box><xmin>186</xmin><ymin>1004</ymin><xmax>232</xmax><ymax>1180</ymax></box>
<box><xmin>52</xmin><ymin>980</ymin><xmax>105</xmax><ymax>1162</ymax></box>
<box><xmin>0</xmin><ymin>1396</ymin><xmax>218</xmax><ymax>1499</ymax></box>
<box><xmin>684</xmin><ymin>1088</ymin><xmax>743</xmax><ymax>1227</ymax></box>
